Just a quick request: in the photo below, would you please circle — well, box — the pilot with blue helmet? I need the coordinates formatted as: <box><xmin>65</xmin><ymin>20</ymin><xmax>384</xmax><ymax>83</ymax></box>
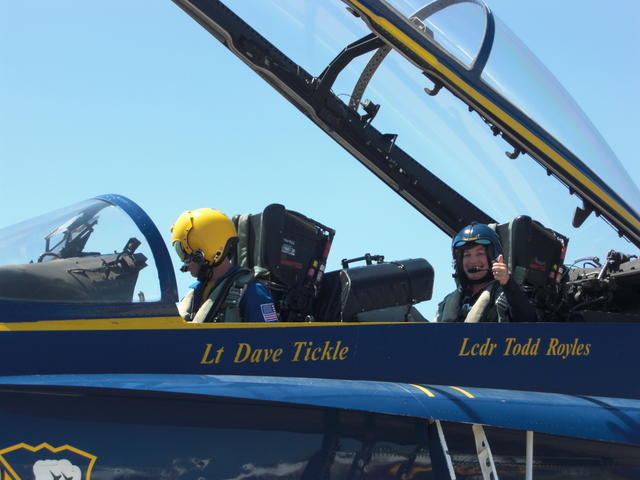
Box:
<box><xmin>171</xmin><ymin>208</ymin><xmax>278</xmax><ymax>323</ymax></box>
<box><xmin>435</xmin><ymin>223</ymin><xmax>536</xmax><ymax>323</ymax></box>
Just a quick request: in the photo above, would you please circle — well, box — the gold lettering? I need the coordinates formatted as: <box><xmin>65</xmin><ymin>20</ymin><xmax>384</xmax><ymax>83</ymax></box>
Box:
<box><xmin>546</xmin><ymin>338</ymin><xmax>559</xmax><ymax>356</ymax></box>
<box><xmin>233</xmin><ymin>343</ymin><xmax>252</xmax><ymax>363</ymax></box>
<box><xmin>236</xmin><ymin>345</ymin><xmax>285</xmax><ymax>363</ymax></box>
<box><xmin>320</xmin><ymin>341</ymin><xmax>334</xmax><ymax>361</ymax></box>
<box><xmin>505</xmin><ymin>337</ymin><xmax>540</xmax><ymax>356</ymax></box>
<box><xmin>459</xmin><ymin>338</ymin><xmax>496</xmax><ymax>356</ymax></box>
<box><xmin>458</xmin><ymin>338</ymin><xmax>471</xmax><ymax>356</ymax></box>
<box><xmin>530</xmin><ymin>338</ymin><xmax>541</xmax><ymax>355</ymax></box>
<box><xmin>311</xmin><ymin>347</ymin><xmax>321</xmax><ymax>361</ymax></box>
<box><xmin>291</xmin><ymin>341</ymin><xmax>307</xmax><ymax>362</ymax></box>
<box><xmin>585</xmin><ymin>344</ymin><xmax>591</xmax><ymax>355</ymax></box>
<box><xmin>545</xmin><ymin>338</ymin><xmax>582</xmax><ymax>359</ymax></box>
<box><xmin>303</xmin><ymin>341</ymin><xmax>315</xmax><ymax>361</ymax></box>
<box><xmin>272</xmin><ymin>348</ymin><xmax>283</xmax><ymax>362</ymax></box>
<box><xmin>200</xmin><ymin>344</ymin><xmax>216</xmax><ymax>365</ymax></box>
<box><xmin>250</xmin><ymin>349</ymin><xmax>262</xmax><ymax>363</ymax></box>
<box><xmin>338</xmin><ymin>345</ymin><xmax>349</xmax><ymax>360</ymax></box>
<box><xmin>503</xmin><ymin>337</ymin><xmax>516</xmax><ymax>356</ymax></box>
<box><xmin>291</xmin><ymin>340</ymin><xmax>349</xmax><ymax>362</ymax></box>
<box><xmin>334</xmin><ymin>341</ymin><xmax>343</xmax><ymax>360</ymax></box>
<box><xmin>479</xmin><ymin>338</ymin><xmax>496</xmax><ymax>356</ymax></box>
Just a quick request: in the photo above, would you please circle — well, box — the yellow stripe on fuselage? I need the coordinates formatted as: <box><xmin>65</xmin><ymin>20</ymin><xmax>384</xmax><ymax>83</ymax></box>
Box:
<box><xmin>0</xmin><ymin>316</ymin><xmax>418</xmax><ymax>332</ymax></box>
<box><xmin>449</xmin><ymin>385</ymin><xmax>475</xmax><ymax>398</ymax></box>
<box><xmin>346</xmin><ymin>0</ymin><xmax>640</xmax><ymax>233</ymax></box>
<box><xmin>411</xmin><ymin>383</ymin><xmax>436</xmax><ymax>397</ymax></box>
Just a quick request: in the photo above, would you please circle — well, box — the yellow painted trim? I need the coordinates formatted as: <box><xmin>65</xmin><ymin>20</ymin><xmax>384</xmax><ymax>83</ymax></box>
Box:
<box><xmin>449</xmin><ymin>386</ymin><xmax>475</xmax><ymax>398</ymax></box>
<box><xmin>411</xmin><ymin>383</ymin><xmax>435</xmax><ymax>397</ymax></box>
<box><xmin>347</xmin><ymin>0</ymin><xmax>640</xmax><ymax>232</ymax></box>
<box><xmin>0</xmin><ymin>443</ymin><xmax>97</xmax><ymax>480</ymax></box>
<box><xmin>0</xmin><ymin>316</ymin><xmax>186</xmax><ymax>332</ymax></box>
<box><xmin>0</xmin><ymin>316</ymin><xmax>418</xmax><ymax>332</ymax></box>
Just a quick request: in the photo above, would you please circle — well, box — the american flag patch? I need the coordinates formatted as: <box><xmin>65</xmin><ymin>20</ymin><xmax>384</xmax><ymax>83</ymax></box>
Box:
<box><xmin>260</xmin><ymin>303</ymin><xmax>278</xmax><ymax>322</ymax></box>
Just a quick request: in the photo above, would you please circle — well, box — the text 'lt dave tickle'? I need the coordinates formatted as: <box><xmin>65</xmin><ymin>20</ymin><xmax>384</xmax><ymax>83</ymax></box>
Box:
<box><xmin>200</xmin><ymin>340</ymin><xmax>350</xmax><ymax>364</ymax></box>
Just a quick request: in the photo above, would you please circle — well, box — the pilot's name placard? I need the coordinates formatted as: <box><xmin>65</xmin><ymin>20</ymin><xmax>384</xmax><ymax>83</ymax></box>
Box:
<box><xmin>457</xmin><ymin>337</ymin><xmax>591</xmax><ymax>359</ymax></box>
<box><xmin>200</xmin><ymin>340</ymin><xmax>350</xmax><ymax>365</ymax></box>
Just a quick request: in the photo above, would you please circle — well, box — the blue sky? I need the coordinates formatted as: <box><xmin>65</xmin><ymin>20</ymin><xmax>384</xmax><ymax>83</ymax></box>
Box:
<box><xmin>1</xmin><ymin>1</ymin><xmax>638</xmax><ymax>319</ymax></box>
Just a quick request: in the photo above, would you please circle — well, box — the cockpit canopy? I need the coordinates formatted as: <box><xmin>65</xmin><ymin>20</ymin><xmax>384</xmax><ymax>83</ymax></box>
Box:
<box><xmin>352</xmin><ymin>0</ymin><xmax>639</xmax><ymax>243</ymax></box>
<box><xmin>222</xmin><ymin>0</ymin><xmax>639</xmax><ymax>251</ymax></box>
<box><xmin>0</xmin><ymin>195</ymin><xmax>177</xmax><ymax>320</ymax></box>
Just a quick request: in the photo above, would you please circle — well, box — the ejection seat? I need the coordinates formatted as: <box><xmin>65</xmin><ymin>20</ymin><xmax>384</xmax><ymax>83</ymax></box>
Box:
<box><xmin>232</xmin><ymin>205</ymin><xmax>434</xmax><ymax>322</ymax></box>
<box><xmin>492</xmin><ymin>215</ymin><xmax>568</xmax><ymax>289</ymax></box>
<box><xmin>232</xmin><ymin>204</ymin><xmax>335</xmax><ymax>322</ymax></box>
<box><xmin>491</xmin><ymin>216</ymin><xmax>568</xmax><ymax>321</ymax></box>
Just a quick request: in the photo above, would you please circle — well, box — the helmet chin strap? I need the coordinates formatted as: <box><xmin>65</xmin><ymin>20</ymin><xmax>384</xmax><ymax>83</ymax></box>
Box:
<box><xmin>196</xmin><ymin>263</ymin><xmax>213</xmax><ymax>283</ymax></box>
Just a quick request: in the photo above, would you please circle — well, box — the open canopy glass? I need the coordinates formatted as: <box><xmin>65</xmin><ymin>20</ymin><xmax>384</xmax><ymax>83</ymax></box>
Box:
<box><xmin>224</xmin><ymin>0</ymin><xmax>640</xmax><ymax>253</ymax></box>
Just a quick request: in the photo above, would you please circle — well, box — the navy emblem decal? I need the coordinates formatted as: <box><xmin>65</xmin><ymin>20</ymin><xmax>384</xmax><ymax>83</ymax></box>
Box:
<box><xmin>0</xmin><ymin>443</ymin><xmax>96</xmax><ymax>480</ymax></box>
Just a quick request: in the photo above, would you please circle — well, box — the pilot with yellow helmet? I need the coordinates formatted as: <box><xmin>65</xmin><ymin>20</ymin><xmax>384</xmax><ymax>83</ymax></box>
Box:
<box><xmin>171</xmin><ymin>208</ymin><xmax>277</xmax><ymax>323</ymax></box>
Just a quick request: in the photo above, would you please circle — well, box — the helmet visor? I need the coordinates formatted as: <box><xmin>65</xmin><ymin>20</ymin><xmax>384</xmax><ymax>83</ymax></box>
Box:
<box><xmin>173</xmin><ymin>241</ymin><xmax>191</xmax><ymax>262</ymax></box>
<box><xmin>453</xmin><ymin>238</ymin><xmax>491</xmax><ymax>249</ymax></box>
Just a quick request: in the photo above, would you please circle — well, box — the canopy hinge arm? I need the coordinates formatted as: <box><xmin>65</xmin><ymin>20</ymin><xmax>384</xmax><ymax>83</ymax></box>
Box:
<box><xmin>315</xmin><ymin>33</ymin><xmax>384</xmax><ymax>102</ymax></box>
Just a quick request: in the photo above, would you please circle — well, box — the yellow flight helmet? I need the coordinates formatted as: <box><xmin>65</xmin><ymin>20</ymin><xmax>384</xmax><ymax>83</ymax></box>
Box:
<box><xmin>170</xmin><ymin>208</ymin><xmax>237</xmax><ymax>266</ymax></box>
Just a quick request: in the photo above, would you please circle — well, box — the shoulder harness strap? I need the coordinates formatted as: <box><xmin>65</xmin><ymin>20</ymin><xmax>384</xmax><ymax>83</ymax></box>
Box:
<box><xmin>465</xmin><ymin>282</ymin><xmax>501</xmax><ymax>323</ymax></box>
<box><xmin>192</xmin><ymin>268</ymin><xmax>253</xmax><ymax>323</ymax></box>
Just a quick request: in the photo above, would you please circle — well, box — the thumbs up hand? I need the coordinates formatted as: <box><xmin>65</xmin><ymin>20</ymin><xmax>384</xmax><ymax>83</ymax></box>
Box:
<box><xmin>492</xmin><ymin>254</ymin><xmax>510</xmax><ymax>285</ymax></box>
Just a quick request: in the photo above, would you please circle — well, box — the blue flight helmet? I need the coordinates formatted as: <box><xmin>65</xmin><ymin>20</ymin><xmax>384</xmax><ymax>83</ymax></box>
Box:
<box><xmin>452</xmin><ymin>223</ymin><xmax>503</xmax><ymax>284</ymax></box>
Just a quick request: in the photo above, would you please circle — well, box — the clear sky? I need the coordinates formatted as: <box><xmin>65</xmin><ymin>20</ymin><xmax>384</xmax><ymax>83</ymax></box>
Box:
<box><xmin>1</xmin><ymin>0</ymin><xmax>638</xmax><ymax>319</ymax></box>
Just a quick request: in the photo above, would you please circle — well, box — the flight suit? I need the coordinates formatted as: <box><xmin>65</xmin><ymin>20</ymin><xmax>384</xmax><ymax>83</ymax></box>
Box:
<box><xmin>178</xmin><ymin>266</ymin><xmax>278</xmax><ymax>323</ymax></box>
<box><xmin>435</xmin><ymin>279</ymin><xmax>537</xmax><ymax>323</ymax></box>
